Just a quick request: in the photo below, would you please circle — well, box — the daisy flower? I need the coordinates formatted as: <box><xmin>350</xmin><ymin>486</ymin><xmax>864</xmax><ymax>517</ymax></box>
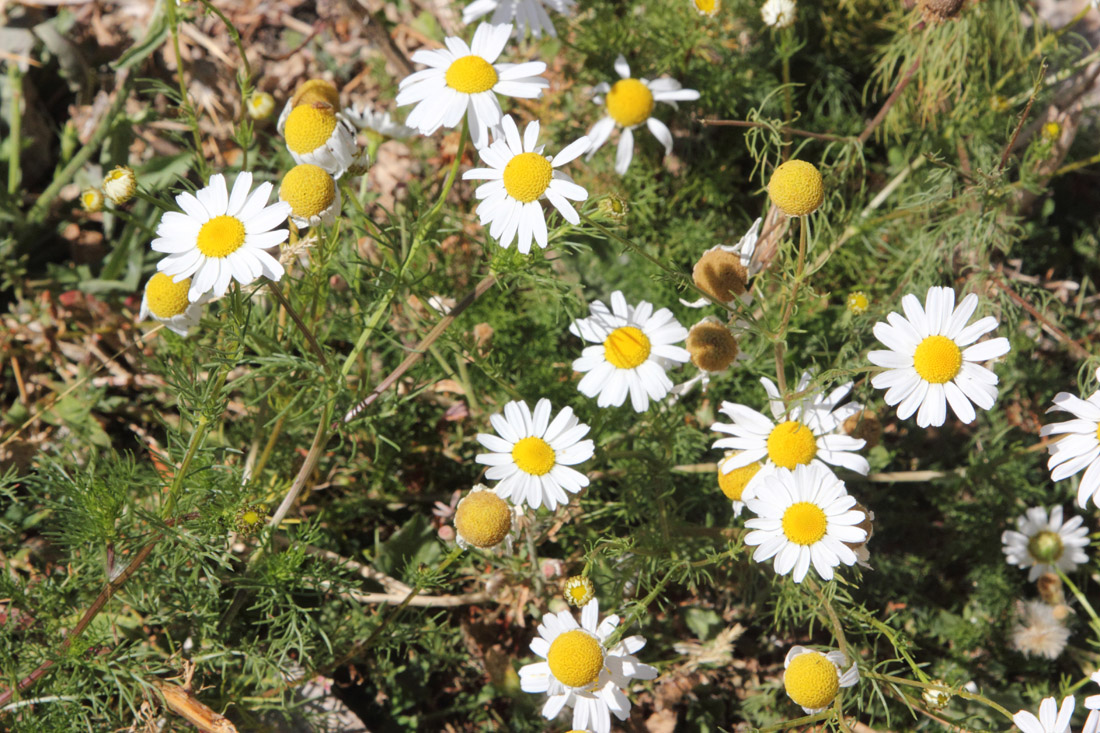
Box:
<box><xmin>783</xmin><ymin>646</ymin><xmax>859</xmax><ymax>714</ymax></box>
<box><xmin>475</xmin><ymin>398</ymin><xmax>595</xmax><ymax>511</ymax></box>
<box><xmin>395</xmin><ymin>23</ymin><xmax>548</xmax><ymax>149</ymax></box>
<box><xmin>761</xmin><ymin>0</ymin><xmax>796</xmax><ymax>27</ymax></box>
<box><xmin>585</xmin><ymin>55</ymin><xmax>700</xmax><ymax>175</ymax></box>
<box><xmin>564</xmin><ymin>575</ymin><xmax>595</xmax><ymax>607</ymax></box>
<box><xmin>462</xmin><ymin>0</ymin><xmax>575</xmax><ymax>38</ymax></box>
<box><xmin>462</xmin><ymin>114</ymin><xmax>590</xmax><ymax>254</ymax></box>
<box><xmin>743</xmin><ymin>463</ymin><xmax>867</xmax><ymax>583</ymax></box>
<box><xmin>717</xmin><ymin>450</ymin><xmax>763</xmax><ymax>517</ymax></box>
<box><xmin>152</xmin><ymin>173</ymin><xmax>290</xmax><ymax>302</ymax></box>
<box><xmin>276</xmin><ymin>78</ymin><xmax>340</xmax><ymax>134</ymax></box>
<box><xmin>1001</xmin><ymin>505</ymin><xmax>1089</xmax><ymax>581</ymax></box>
<box><xmin>1011</xmin><ymin>601</ymin><xmax>1071</xmax><ymax>660</ymax></box>
<box><xmin>138</xmin><ymin>272</ymin><xmax>209</xmax><ymax>336</ymax></box>
<box><xmin>569</xmin><ymin>291</ymin><xmax>691</xmax><ymax>412</ymax></box>
<box><xmin>1088</xmin><ymin>671</ymin><xmax>1100</xmax><ymax>709</ymax></box>
<box><xmin>1039</xmin><ymin>369</ymin><xmax>1100</xmax><ymax>508</ymax></box>
<box><xmin>1013</xmin><ymin>696</ymin><xmax>1074</xmax><ymax>733</ymax></box>
<box><xmin>279</xmin><ymin>164</ymin><xmax>341</xmax><ymax>228</ymax></box>
<box><xmin>282</xmin><ymin>102</ymin><xmax>359</xmax><ymax>178</ymax></box>
<box><xmin>682</xmin><ymin>218</ymin><xmax>762</xmax><ymax>308</ymax></box>
<box><xmin>519</xmin><ymin>599</ymin><xmax>658</xmax><ymax>733</ymax></box>
<box><xmin>868</xmin><ymin>286</ymin><xmax>1010</xmax><ymax>428</ymax></box>
<box><xmin>711</xmin><ymin>371</ymin><xmax>869</xmax><ymax>499</ymax></box>
<box><xmin>453</xmin><ymin>484</ymin><xmax>519</xmax><ymax>551</ymax></box>
<box><xmin>342</xmin><ymin>103</ymin><xmax>416</xmax><ymax>139</ymax></box>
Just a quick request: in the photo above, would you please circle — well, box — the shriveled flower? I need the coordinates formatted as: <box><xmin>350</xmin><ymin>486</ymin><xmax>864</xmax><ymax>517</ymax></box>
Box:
<box><xmin>475</xmin><ymin>398</ymin><xmax>594</xmax><ymax>512</ymax></box>
<box><xmin>586</xmin><ymin>55</ymin><xmax>700</xmax><ymax>175</ymax></box>
<box><xmin>1011</xmin><ymin>601</ymin><xmax>1071</xmax><ymax>661</ymax></box>
<box><xmin>234</xmin><ymin>504</ymin><xmax>267</xmax><ymax>535</ymax></box>
<box><xmin>103</xmin><ymin>165</ymin><xmax>137</xmax><ymax>205</ymax></box>
<box><xmin>279</xmin><ymin>163</ymin><xmax>341</xmax><ymax>228</ymax></box>
<box><xmin>570</xmin><ymin>291</ymin><xmax>690</xmax><ymax>412</ymax></box>
<box><xmin>685</xmin><ymin>317</ymin><xmax>739</xmax><ymax>373</ymax></box>
<box><xmin>1013</xmin><ymin>696</ymin><xmax>1074</xmax><ymax>733</ymax></box>
<box><xmin>395</xmin><ymin>23</ymin><xmax>548</xmax><ymax>149</ymax></box>
<box><xmin>683</xmin><ymin>219</ymin><xmax>762</xmax><ymax>308</ymax></box>
<box><xmin>1039</xmin><ymin>368</ymin><xmax>1100</xmax><ymax>508</ymax></box>
<box><xmin>80</xmin><ymin>187</ymin><xmax>104</xmax><ymax>213</ymax></box>
<box><xmin>869</xmin><ymin>286</ymin><xmax>1010</xmax><ymax>428</ymax></box>
<box><xmin>761</xmin><ymin>0</ymin><xmax>796</xmax><ymax>27</ymax></box>
<box><xmin>519</xmin><ymin>599</ymin><xmax>658</xmax><ymax>733</ymax></box>
<box><xmin>138</xmin><ymin>272</ymin><xmax>209</xmax><ymax>336</ymax></box>
<box><xmin>783</xmin><ymin>646</ymin><xmax>859</xmax><ymax>713</ymax></box>
<box><xmin>462</xmin><ymin>0</ymin><xmax>575</xmax><ymax>38</ymax></box>
<box><xmin>743</xmin><ymin>463</ymin><xmax>868</xmax><ymax>583</ymax></box>
<box><xmin>454</xmin><ymin>484</ymin><xmax>518</xmax><ymax>551</ymax></box>
<box><xmin>462</xmin><ymin>115</ymin><xmax>590</xmax><ymax>254</ymax></box>
<box><xmin>1001</xmin><ymin>505</ymin><xmax>1089</xmax><ymax>581</ymax></box>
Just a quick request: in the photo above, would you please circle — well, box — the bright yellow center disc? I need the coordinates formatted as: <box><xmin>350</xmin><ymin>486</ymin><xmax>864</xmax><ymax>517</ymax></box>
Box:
<box><xmin>766</xmin><ymin>421</ymin><xmax>817</xmax><ymax>469</ymax></box>
<box><xmin>284</xmin><ymin>104</ymin><xmax>337</xmax><ymax>155</ymax></box>
<box><xmin>717</xmin><ymin>457</ymin><xmax>762</xmax><ymax>501</ymax></box>
<box><xmin>606</xmin><ymin>78</ymin><xmax>655</xmax><ymax>128</ymax></box>
<box><xmin>603</xmin><ymin>326</ymin><xmax>651</xmax><ymax>369</ymax></box>
<box><xmin>445</xmin><ymin>55</ymin><xmax>498</xmax><ymax>94</ymax></box>
<box><xmin>280</xmin><ymin>164</ymin><xmax>336</xmax><ymax>219</ymax></box>
<box><xmin>502</xmin><ymin>152</ymin><xmax>553</xmax><ymax>203</ymax></box>
<box><xmin>782</xmin><ymin>502</ymin><xmax>828</xmax><ymax>545</ymax></box>
<box><xmin>547</xmin><ymin>630</ymin><xmax>605</xmax><ymax>689</ymax></box>
<box><xmin>784</xmin><ymin>652</ymin><xmax>840</xmax><ymax>709</ymax></box>
<box><xmin>768</xmin><ymin>160</ymin><xmax>824</xmax><ymax>217</ymax></box>
<box><xmin>511</xmin><ymin>436</ymin><xmax>556</xmax><ymax>476</ymax></box>
<box><xmin>912</xmin><ymin>335</ymin><xmax>962</xmax><ymax>384</ymax></box>
<box><xmin>196</xmin><ymin>215</ymin><xmax>246</xmax><ymax>258</ymax></box>
<box><xmin>145</xmin><ymin>272</ymin><xmax>191</xmax><ymax>318</ymax></box>
<box><xmin>454</xmin><ymin>491</ymin><xmax>512</xmax><ymax>548</ymax></box>
<box><xmin>290</xmin><ymin>79</ymin><xmax>340</xmax><ymax>109</ymax></box>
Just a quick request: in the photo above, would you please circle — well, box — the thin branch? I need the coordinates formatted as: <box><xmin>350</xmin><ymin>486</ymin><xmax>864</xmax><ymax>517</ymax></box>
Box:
<box><xmin>700</xmin><ymin>118</ymin><xmax>854</xmax><ymax>142</ymax></box>
<box><xmin>858</xmin><ymin>59</ymin><xmax>920</xmax><ymax>144</ymax></box>
<box><xmin>990</xmin><ymin>272</ymin><xmax>1090</xmax><ymax>359</ymax></box>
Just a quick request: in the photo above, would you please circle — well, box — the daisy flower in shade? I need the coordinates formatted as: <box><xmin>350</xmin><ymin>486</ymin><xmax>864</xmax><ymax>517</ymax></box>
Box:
<box><xmin>152</xmin><ymin>173</ymin><xmax>290</xmax><ymax>302</ymax></box>
<box><xmin>1013</xmin><ymin>696</ymin><xmax>1074</xmax><ymax>733</ymax></box>
<box><xmin>682</xmin><ymin>218</ymin><xmax>762</xmax><ymax>308</ymax></box>
<box><xmin>138</xmin><ymin>272</ymin><xmax>210</xmax><ymax>336</ymax></box>
<box><xmin>1039</xmin><ymin>369</ymin><xmax>1100</xmax><ymax>508</ymax></box>
<box><xmin>395</xmin><ymin>23</ymin><xmax>548</xmax><ymax>149</ymax></box>
<box><xmin>462</xmin><ymin>0</ymin><xmax>575</xmax><ymax>38</ymax></box>
<box><xmin>475</xmin><ymin>398</ymin><xmax>594</xmax><ymax>511</ymax></box>
<box><xmin>519</xmin><ymin>599</ymin><xmax>658</xmax><ymax>733</ymax></box>
<box><xmin>783</xmin><ymin>646</ymin><xmax>859</xmax><ymax>714</ymax></box>
<box><xmin>868</xmin><ymin>286</ymin><xmax>1010</xmax><ymax>428</ymax></box>
<box><xmin>1001</xmin><ymin>505</ymin><xmax>1089</xmax><ymax>581</ymax></box>
<box><xmin>586</xmin><ymin>55</ymin><xmax>700</xmax><ymax>175</ymax></box>
<box><xmin>761</xmin><ymin>0</ymin><xmax>796</xmax><ymax>27</ymax></box>
<box><xmin>282</xmin><ymin>102</ymin><xmax>359</xmax><ymax>178</ymax></box>
<box><xmin>743</xmin><ymin>463</ymin><xmax>867</xmax><ymax>583</ymax></box>
<box><xmin>1011</xmin><ymin>600</ymin><xmax>1071</xmax><ymax>660</ymax></box>
<box><xmin>462</xmin><ymin>115</ymin><xmax>590</xmax><ymax>254</ymax></box>
<box><xmin>711</xmin><ymin>371</ymin><xmax>868</xmax><ymax>500</ymax></box>
<box><xmin>569</xmin><ymin>291</ymin><xmax>691</xmax><ymax>412</ymax></box>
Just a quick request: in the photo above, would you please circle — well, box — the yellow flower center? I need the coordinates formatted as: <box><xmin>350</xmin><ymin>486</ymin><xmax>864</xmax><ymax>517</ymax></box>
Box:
<box><xmin>246</xmin><ymin>91</ymin><xmax>275</xmax><ymax>120</ymax></box>
<box><xmin>606</xmin><ymin>78</ymin><xmax>655</xmax><ymax>128</ymax></box>
<box><xmin>445</xmin><ymin>55</ymin><xmax>498</xmax><ymax>94</ymax></box>
<box><xmin>717</xmin><ymin>455</ymin><xmax>762</xmax><ymax>501</ymax></box>
<box><xmin>846</xmin><ymin>291</ymin><xmax>869</xmax><ymax>315</ymax></box>
<box><xmin>768</xmin><ymin>160</ymin><xmax>824</xmax><ymax>217</ymax></box>
<box><xmin>511</xmin><ymin>436</ymin><xmax>556</xmax><ymax>476</ymax></box>
<box><xmin>196</xmin><ymin>215</ymin><xmax>247</xmax><ymax>258</ymax></box>
<box><xmin>241</xmin><ymin>510</ymin><xmax>261</xmax><ymax>526</ymax></box>
<box><xmin>687</xmin><ymin>320</ymin><xmax>739</xmax><ymax>372</ymax></box>
<box><xmin>284</xmin><ymin>104</ymin><xmax>337</xmax><ymax>155</ymax></box>
<box><xmin>782</xmin><ymin>502</ymin><xmax>828</xmax><ymax>545</ymax></box>
<box><xmin>80</xmin><ymin>188</ymin><xmax>104</xmax><ymax>212</ymax></box>
<box><xmin>502</xmin><ymin>152</ymin><xmax>554</xmax><ymax>203</ymax></box>
<box><xmin>766</xmin><ymin>421</ymin><xmax>817</xmax><ymax>469</ymax></box>
<box><xmin>784</xmin><ymin>652</ymin><xmax>840</xmax><ymax>709</ymax></box>
<box><xmin>1028</xmin><ymin>530</ymin><xmax>1064</xmax><ymax>564</ymax></box>
<box><xmin>564</xmin><ymin>576</ymin><xmax>595</xmax><ymax>607</ymax></box>
<box><xmin>603</xmin><ymin>326</ymin><xmax>651</xmax><ymax>369</ymax></box>
<box><xmin>547</xmin><ymin>630</ymin><xmax>605</xmax><ymax>689</ymax></box>
<box><xmin>454</xmin><ymin>491</ymin><xmax>512</xmax><ymax>548</ymax></box>
<box><xmin>280</xmin><ymin>164</ymin><xmax>336</xmax><ymax>219</ymax></box>
<box><xmin>693</xmin><ymin>248</ymin><xmax>750</xmax><ymax>303</ymax></box>
<box><xmin>693</xmin><ymin>0</ymin><xmax>720</xmax><ymax>14</ymax></box>
<box><xmin>912</xmin><ymin>335</ymin><xmax>962</xmax><ymax>384</ymax></box>
<box><xmin>290</xmin><ymin>79</ymin><xmax>340</xmax><ymax>109</ymax></box>
<box><xmin>145</xmin><ymin>272</ymin><xmax>191</xmax><ymax>319</ymax></box>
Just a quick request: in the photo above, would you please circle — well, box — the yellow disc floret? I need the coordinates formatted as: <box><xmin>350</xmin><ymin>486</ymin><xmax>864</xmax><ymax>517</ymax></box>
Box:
<box><xmin>687</xmin><ymin>320</ymin><xmax>739</xmax><ymax>372</ymax></box>
<box><xmin>693</xmin><ymin>0</ymin><xmax>720</xmax><ymax>15</ymax></box>
<box><xmin>693</xmin><ymin>249</ymin><xmax>749</xmax><ymax>302</ymax></box>
<box><xmin>445</xmin><ymin>55</ymin><xmax>499</xmax><ymax>94</ymax></box>
<box><xmin>846</xmin><ymin>291</ymin><xmax>869</xmax><ymax>315</ymax></box>
<box><xmin>145</xmin><ymin>273</ymin><xmax>192</xmax><ymax>319</ymax></box>
<box><xmin>1028</xmin><ymin>530</ymin><xmax>1064</xmax><ymax>563</ymax></box>
<box><xmin>604</xmin><ymin>326</ymin><xmax>651</xmax><ymax>369</ymax></box>
<box><xmin>284</xmin><ymin>103</ymin><xmax>337</xmax><ymax>155</ymax></box>
<box><xmin>784</xmin><ymin>652</ymin><xmax>840</xmax><ymax>709</ymax></box>
<box><xmin>196</xmin><ymin>215</ymin><xmax>247</xmax><ymax>258</ymax></box>
<box><xmin>564</xmin><ymin>575</ymin><xmax>595</xmax><ymax>607</ymax></box>
<box><xmin>280</xmin><ymin>164</ymin><xmax>336</xmax><ymax>219</ymax></box>
<box><xmin>547</xmin><ymin>630</ymin><xmax>605</xmax><ymax>689</ymax></box>
<box><xmin>80</xmin><ymin>187</ymin><xmax>104</xmax><ymax>213</ymax></box>
<box><xmin>454</xmin><ymin>491</ymin><xmax>512</xmax><ymax>548</ymax></box>
<box><xmin>768</xmin><ymin>160</ymin><xmax>824</xmax><ymax>217</ymax></box>
<box><xmin>290</xmin><ymin>79</ymin><xmax>340</xmax><ymax>109</ymax></box>
<box><xmin>512</xmin><ymin>436</ymin><xmax>556</xmax><ymax>476</ymax></box>
<box><xmin>606</xmin><ymin>78</ymin><xmax>655</xmax><ymax>128</ymax></box>
<box><xmin>718</xmin><ymin>455</ymin><xmax>762</xmax><ymax>501</ymax></box>
<box><xmin>912</xmin><ymin>335</ymin><xmax>962</xmax><ymax>384</ymax></box>
<box><xmin>766</xmin><ymin>421</ymin><xmax>817</xmax><ymax>469</ymax></box>
<box><xmin>247</xmin><ymin>91</ymin><xmax>276</xmax><ymax>121</ymax></box>
<box><xmin>502</xmin><ymin>152</ymin><xmax>554</xmax><ymax>203</ymax></box>
<box><xmin>782</xmin><ymin>502</ymin><xmax>828</xmax><ymax>545</ymax></box>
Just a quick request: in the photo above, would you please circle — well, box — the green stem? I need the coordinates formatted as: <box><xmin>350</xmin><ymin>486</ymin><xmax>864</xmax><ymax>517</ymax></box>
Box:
<box><xmin>164</xmin><ymin>0</ymin><xmax>209</xmax><ymax>179</ymax></box>
<box><xmin>340</xmin><ymin>117</ymin><xmax>469</xmax><ymax>378</ymax></box>
<box><xmin>772</xmin><ymin>216</ymin><xmax>808</xmax><ymax>396</ymax></box>
<box><xmin>1058</xmin><ymin>568</ymin><xmax>1100</xmax><ymax>635</ymax></box>
<box><xmin>267</xmin><ymin>280</ymin><xmax>329</xmax><ymax>369</ymax></box>
<box><xmin>604</xmin><ymin>566</ymin><xmax>677</xmax><ymax>647</ymax></box>
<box><xmin>161</xmin><ymin>368</ymin><xmax>224</xmax><ymax>520</ymax></box>
<box><xmin>7</xmin><ymin>64</ymin><xmax>23</xmax><ymax>197</ymax></box>
<box><xmin>863</xmin><ymin>671</ymin><xmax>1016</xmax><ymax>722</ymax></box>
